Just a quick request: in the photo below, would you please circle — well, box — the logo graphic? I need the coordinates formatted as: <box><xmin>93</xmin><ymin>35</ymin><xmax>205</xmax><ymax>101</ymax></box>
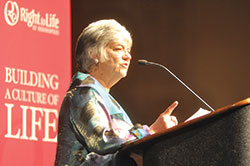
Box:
<box><xmin>4</xmin><ymin>1</ymin><xmax>19</xmax><ymax>26</ymax></box>
<box><xmin>3</xmin><ymin>1</ymin><xmax>60</xmax><ymax>35</ymax></box>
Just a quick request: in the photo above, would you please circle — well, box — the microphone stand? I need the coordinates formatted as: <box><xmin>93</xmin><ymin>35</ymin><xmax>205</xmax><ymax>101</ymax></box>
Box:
<box><xmin>138</xmin><ymin>60</ymin><xmax>215</xmax><ymax>112</ymax></box>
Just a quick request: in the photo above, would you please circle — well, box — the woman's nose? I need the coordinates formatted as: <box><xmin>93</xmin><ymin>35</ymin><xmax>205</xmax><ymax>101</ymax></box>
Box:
<box><xmin>123</xmin><ymin>50</ymin><xmax>132</xmax><ymax>60</ymax></box>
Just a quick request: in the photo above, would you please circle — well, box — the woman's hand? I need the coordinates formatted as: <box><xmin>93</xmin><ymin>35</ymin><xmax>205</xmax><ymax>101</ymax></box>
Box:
<box><xmin>149</xmin><ymin>101</ymin><xmax>179</xmax><ymax>134</ymax></box>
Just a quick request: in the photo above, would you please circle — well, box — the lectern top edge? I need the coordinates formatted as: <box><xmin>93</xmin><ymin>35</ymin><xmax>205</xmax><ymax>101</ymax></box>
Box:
<box><xmin>121</xmin><ymin>97</ymin><xmax>250</xmax><ymax>152</ymax></box>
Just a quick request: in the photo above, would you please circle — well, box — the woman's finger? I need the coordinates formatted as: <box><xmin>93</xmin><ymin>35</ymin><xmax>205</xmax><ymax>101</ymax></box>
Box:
<box><xmin>163</xmin><ymin>101</ymin><xmax>178</xmax><ymax>116</ymax></box>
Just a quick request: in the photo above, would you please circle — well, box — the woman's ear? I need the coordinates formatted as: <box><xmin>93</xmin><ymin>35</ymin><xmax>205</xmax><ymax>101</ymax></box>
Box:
<box><xmin>94</xmin><ymin>59</ymin><xmax>99</xmax><ymax>64</ymax></box>
<box><xmin>89</xmin><ymin>49</ymin><xmax>99</xmax><ymax>65</ymax></box>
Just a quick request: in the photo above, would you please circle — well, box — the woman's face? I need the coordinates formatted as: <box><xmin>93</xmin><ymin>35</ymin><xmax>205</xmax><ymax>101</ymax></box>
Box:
<box><xmin>98</xmin><ymin>36</ymin><xmax>132</xmax><ymax>79</ymax></box>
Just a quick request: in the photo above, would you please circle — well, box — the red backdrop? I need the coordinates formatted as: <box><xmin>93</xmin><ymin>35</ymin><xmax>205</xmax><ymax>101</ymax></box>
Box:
<box><xmin>0</xmin><ymin>0</ymin><xmax>71</xmax><ymax>165</ymax></box>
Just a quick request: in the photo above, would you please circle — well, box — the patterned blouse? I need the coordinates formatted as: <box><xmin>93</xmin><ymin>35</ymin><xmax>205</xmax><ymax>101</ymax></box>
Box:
<box><xmin>55</xmin><ymin>72</ymin><xmax>151</xmax><ymax>166</ymax></box>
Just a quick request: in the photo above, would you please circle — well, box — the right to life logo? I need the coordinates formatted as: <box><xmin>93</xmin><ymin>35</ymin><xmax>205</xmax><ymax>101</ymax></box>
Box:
<box><xmin>4</xmin><ymin>1</ymin><xmax>19</xmax><ymax>26</ymax></box>
<box><xmin>3</xmin><ymin>0</ymin><xmax>60</xmax><ymax>35</ymax></box>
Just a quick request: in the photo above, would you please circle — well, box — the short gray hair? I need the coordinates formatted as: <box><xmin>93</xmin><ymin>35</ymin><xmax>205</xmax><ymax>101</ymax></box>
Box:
<box><xmin>75</xmin><ymin>19</ymin><xmax>132</xmax><ymax>73</ymax></box>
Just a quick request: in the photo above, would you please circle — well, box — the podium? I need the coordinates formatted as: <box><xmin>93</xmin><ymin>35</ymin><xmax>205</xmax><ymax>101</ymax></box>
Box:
<box><xmin>119</xmin><ymin>98</ymin><xmax>250</xmax><ymax>166</ymax></box>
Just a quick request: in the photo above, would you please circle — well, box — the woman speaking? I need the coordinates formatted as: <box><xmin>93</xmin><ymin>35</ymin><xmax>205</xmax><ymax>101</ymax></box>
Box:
<box><xmin>55</xmin><ymin>19</ymin><xmax>178</xmax><ymax>166</ymax></box>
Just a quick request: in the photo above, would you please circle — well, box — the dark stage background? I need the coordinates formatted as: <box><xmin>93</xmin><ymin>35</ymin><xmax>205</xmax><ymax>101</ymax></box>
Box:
<box><xmin>71</xmin><ymin>0</ymin><xmax>250</xmax><ymax>124</ymax></box>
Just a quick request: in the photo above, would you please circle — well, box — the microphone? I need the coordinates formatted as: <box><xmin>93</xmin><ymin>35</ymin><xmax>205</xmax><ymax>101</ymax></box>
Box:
<box><xmin>137</xmin><ymin>59</ymin><xmax>215</xmax><ymax>112</ymax></box>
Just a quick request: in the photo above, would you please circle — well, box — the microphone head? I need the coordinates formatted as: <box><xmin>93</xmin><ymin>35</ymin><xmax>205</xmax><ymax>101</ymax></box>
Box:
<box><xmin>137</xmin><ymin>59</ymin><xmax>149</xmax><ymax>65</ymax></box>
